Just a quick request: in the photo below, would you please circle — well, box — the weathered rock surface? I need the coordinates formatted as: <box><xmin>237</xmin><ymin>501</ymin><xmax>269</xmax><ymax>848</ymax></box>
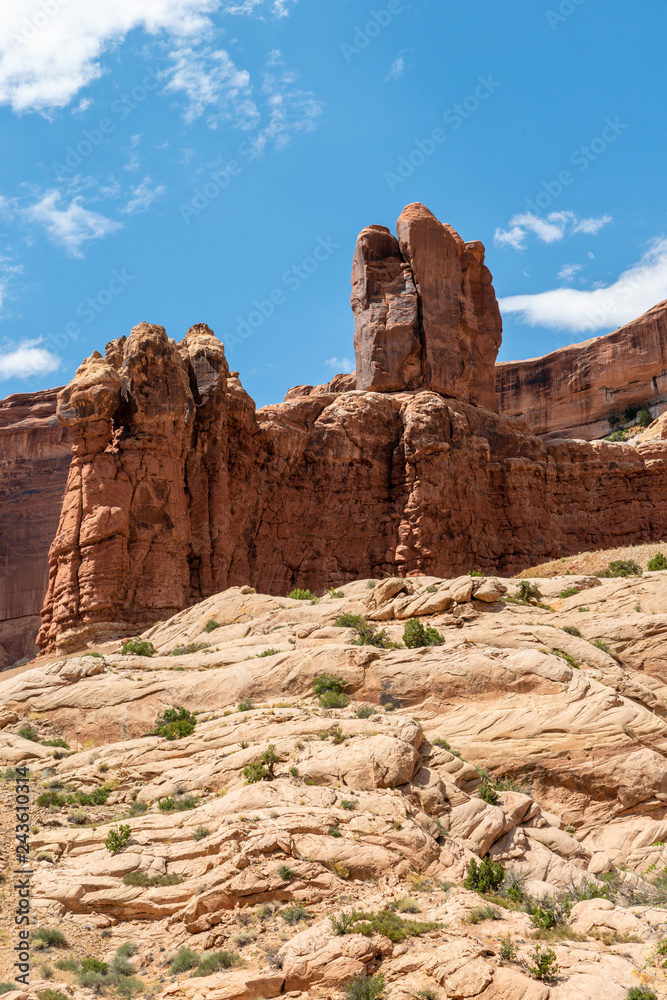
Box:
<box><xmin>4</xmin><ymin>567</ymin><xmax>667</xmax><ymax>998</ymax></box>
<box><xmin>0</xmin><ymin>387</ymin><xmax>71</xmax><ymax>668</ymax></box>
<box><xmin>496</xmin><ymin>298</ymin><xmax>667</xmax><ymax>440</ymax></box>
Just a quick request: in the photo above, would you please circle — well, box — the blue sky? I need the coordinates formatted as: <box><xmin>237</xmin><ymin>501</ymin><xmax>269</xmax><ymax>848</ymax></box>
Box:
<box><xmin>1</xmin><ymin>0</ymin><xmax>666</xmax><ymax>407</ymax></box>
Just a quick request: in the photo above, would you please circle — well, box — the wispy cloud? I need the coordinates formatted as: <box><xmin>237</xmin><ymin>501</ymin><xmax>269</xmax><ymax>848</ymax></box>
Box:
<box><xmin>121</xmin><ymin>177</ymin><xmax>166</xmax><ymax>214</ymax></box>
<box><xmin>324</xmin><ymin>356</ymin><xmax>354</xmax><ymax>372</ymax></box>
<box><xmin>494</xmin><ymin>211</ymin><xmax>612</xmax><ymax>250</ymax></box>
<box><xmin>164</xmin><ymin>45</ymin><xmax>259</xmax><ymax>127</ymax></box>
<box><xmin>499</xmin><ymin>237</ymin><xmax>667</xmax><ymax>333</ymax></box>
<box><xmin>385</xmin><ymin>57</ymin><xmax>405</xmax><ymax>82</ymax></box>
<box><xmin>0</xmin><ymin>339</ymin><xmax>61</xmax><ymax>379</ymax></box>
<box><xmin>557</xmin><ymin>263</ymin><xmax>583</xmax><ymax>281</ymax></box>
<box><xmin>24</xmin><ymin>189</ymin><xmax>121</xmax><ymax>256</ymax></box>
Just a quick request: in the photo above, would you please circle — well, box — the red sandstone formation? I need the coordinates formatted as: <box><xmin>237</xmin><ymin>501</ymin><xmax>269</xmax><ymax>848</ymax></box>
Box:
<box><xmin>496</xmin><ymin>298</ymin><xmax>667</xmax><ymax>440</ymax></box>
<box><xmin>29</xmin><ymin>204</ymin><xmax>667</xmax><ymax>650</ymax></box>
<box><xmin>0</xmin><ymin>388</ymin><xmax>71</xmax><ymax>667</ymax></box>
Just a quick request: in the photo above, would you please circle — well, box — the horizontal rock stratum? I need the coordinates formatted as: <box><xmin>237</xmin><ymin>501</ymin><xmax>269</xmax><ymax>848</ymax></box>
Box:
<box><xmin>34</xmin><ymin>203</ymin><xmax>667</xmax><ymax>650</ymax></box>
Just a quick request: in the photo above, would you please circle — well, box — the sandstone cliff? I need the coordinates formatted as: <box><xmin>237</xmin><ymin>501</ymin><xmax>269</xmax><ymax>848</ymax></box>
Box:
<box><xmin>36</xmin><ymin>204</ymin><xmax>667</xmax><ymax>651</ymax></box>
<box><xmin>0</xmin><ymin>387</ymin><xmax>70</xmax><ymax>668</ymax></box>
<box><xmin>496</xmin><ymin>298</ymin><xmax>667</xmax><ymax>440</ymax></box>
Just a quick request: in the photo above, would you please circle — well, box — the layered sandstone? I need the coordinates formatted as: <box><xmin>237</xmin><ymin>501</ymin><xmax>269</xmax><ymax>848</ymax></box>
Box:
<box><xmin>496</xmin><ymin>298</ymin><xmax>667</xmax><ymax>440</ymax></box>
<box><xmin>0</xmin><ymin>387</ymin><xmax>70</xmax><ymax>668</ymax></box>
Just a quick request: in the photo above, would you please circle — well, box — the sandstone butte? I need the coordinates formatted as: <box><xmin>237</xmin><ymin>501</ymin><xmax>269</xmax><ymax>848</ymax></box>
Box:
<box><xmin>5</xmin><ymin>201</ymin><xmax>667</xmax><ymax>999</ymax></box>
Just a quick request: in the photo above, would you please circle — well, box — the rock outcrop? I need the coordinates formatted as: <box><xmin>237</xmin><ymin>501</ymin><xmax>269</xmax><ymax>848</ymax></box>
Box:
<box><xmin>0</xmin><ymin>387</ymin><xmax>71</xmax><ymax>668</ymax></box>
<box><xmin>36</xmin><ymin>205</ymin><xmax>667</xmax><ymax>651</ymax></box>
<box><xmin>496</xmin><ymin>298</ymin><xmax>667</xmax><ymax>440</ymax></box>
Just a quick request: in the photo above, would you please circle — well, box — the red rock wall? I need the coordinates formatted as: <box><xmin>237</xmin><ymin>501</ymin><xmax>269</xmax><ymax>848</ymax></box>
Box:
<box><xmin>496</xmin><ymin>299</ymin><xmax>667</xmax><ymax>440</ymax></box>
<box><xmin>0</xmin><ymin>388</ymin><xmax>71</xmax><ymax>668</ymax></box>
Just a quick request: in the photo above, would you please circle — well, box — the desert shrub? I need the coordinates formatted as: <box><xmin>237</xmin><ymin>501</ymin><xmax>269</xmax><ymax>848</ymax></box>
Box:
<box><xmin>426</xmin><ymin>584</ymin><xmax>438</xmax><ymax>593</ymax></box>
<box><xmin>342</xmin><ymin>973</ymin><xmax>386</xmax><ymax>1000</ymax></box>
<box><xmin>121</xmin><ymin>639</ymin><xmax>155</xmax><ymax>656</ymax></box>
<box><xmin>148</xmin><ymin>705</ymin><xmax>196</xmax><ymax>740</ymax></box>
<box><xmin>467</xmin><ymin>905</ymin><xmax>499</xmax><ymax>923</ymax></box>
<box><xmin>328</xmin><ymin>587</ymin><xmax>345</xmax><ymax>597</ymax></box>
<box><xmin>648</xmin><ymin>552</ymin><xmax>667</xmax><ymax>572</ymax></box>
<box><xmin>33</xmin><ymin>928</ymin><xmax>69</xmax><ymax>949</ymax></box>
<box><xmin>54</xmin><ymin>959</ymin><xmax>79</xmax><ymax>972</ymax></box>
<box><xmin>114</xmin><ymin>976</ymin><xmax>144</xmax><ymax>998</ymax></box>
<box><xmin>626</xmin><ymin>989</ymin><xmax>657</xmax><ymax>1000</ymax></box>
<box><xmin>415</xmin><ymin>991</ymin><xmax>438</xmax><ymax>1000</ymax></box>
<box><xmin>123</xmin><ymin>872</ymin><xmax>184</xmax><ymax>887</ymax></box>
<box><xmin>332</xmin><ymin>909</ymin><xmax>440</xmax><ymax>942</ymax></box>
<box><xmin>243</xmin><ymin>745</ymin><xmax>280</xmax><ymax>783</ymax></box>
<box><xmin>193</xmin><ymin>826</ymin><xmax>210</xmax><ymax>841</ymax></box>
<box><xmin>18</xmin><ymin>725</ymin><xmax>39</xmax><ymax>742</ymax></box>
<box><xmin>464</xmin><ymin>857</ymin><xmax>505</xmax><ymax>894</ymax></box>
<box><xmin>170</xmin><ymin>642</ymin><xmax>209</xmax><ymax>656</ymax></box>
<box><xmin>37</xmin><ymin>790</ymin><xmax>66</xmax><ymax>808</ymax></box>
<box><xmin>500</xmin><ymin>933</ymin><xmax>517</xmax><ymax>961</ymax></box>
<box><xmin>355</xmin><ymin>705</ymin><xmax>374</xmax><ymax>718</ymax></box>
<box><xmin>281</xmin><ymin>902</ymin><xmax>309</xmax><ymax>925</ymax></box>
<box><xmin>597</xmin><ymin>559</ymin><xmax>642</xmax><ymax>578</ymax></box>
<box><xmin>116</xmin><ymin>944</ymin><xmax>138</xmax><ymax>959</ymax></box>
<box><xmin>638</xmin><ymin>406</ymin><xmax>653</xmax><ymax>427</ymax></box>
<box><xmin>312</xmin><ymin>673</ymin><xmax>351</xmax><ymax>708</ymax></box>
<box><xmin>68</xmin><ymin>784</ymin><xmax>112</xmax><ymax>806</ymax></box>
<box><xmin>278</xmin><ymin>865</ymin><xmax>297</xmax><ymax>881</ymax></box>
<box><xmin>42</xmin><ymin>737</ymin><xmax>69</xmax><ymax>748</ymax></box>
<box><xmin>528</xmin><ymin>944</ymin><xmax>558</xmax><ymax>981</ymax></box>
<box><xmin>105</xmin><ymin>824</ymin><xmax>131</xmax><ymax>854</ymax></box>
<box><xmin>562</xmin><ymin>624</ymin><xmax>581</xmax><ymax>636</ymax></box>
<box><xmin>157</xmin><ymin>794</ymin><xmax>198</xmax><ymax>813</ymax></box>
<box><xmin>320</xmin><ymin>690</ymin><xmax>351</xmax><ymax>709</ymax></box>
<box><xmin>528</xmin><ymin>896</ymin><xmax>570</xmax><ymax>929</ymax></box>
<box><xmin>477</xmin><ymin>777</ymin><xmax>499</xmax><ymax>805</ymax></box>
<box><xmin>203</xmin><ymin>619</ymin><xmax>221</xmax><ymax>632</ymax></box>
<box><xmin>333</xmin><ymin>614</ymin><xmax>398</xmax><ymax>649</ymax></box>
<box><xmin>559</xmin><ymin>587</ymin><xmax>580</xmax><ymax>598</ymax></box>
<box><xmin>68</xmin><ymin>809</ymin><xmax>88</xmax><ymax>825</ymax></box>
<box><xmin>36</xmin><ymin>992</ymin><xmax>68</xmax><ymax>1000</ymax></box>
<box><xmin>469</xmin><ymin>569</ymin><xmax>484</xmax><ymax>577</ymax></box>
<box><xmin>257</xmin><ymin>648</ymin><xmax>279</xmax><ymax>657</ymax></box>
<box><xmin>0</xmin><ymin>986</ymin><xmax>19</xmax><ymax>996</ymax></box>
<box><xmin>565</xmin><ymin>879</ymin><xmax>614</xmax><ymax>904</ymax></box>
<box><xmin>287</xmin><ymin>588</ymin><xmax>317</xmax><ymax>601</ymax></box>
<box><xmin>126</xmin><ymin>802</ymin><xmax>148</xmax><ymax>818</ymax></box>
<box><xmin>168</xmin><ymin>948</ymin><xmax>200</xmax><ymax>975</ymax></box>
<box><xmin>329</xmin><ymin>825</ymin><xmax>342</xmax><ymax>837</ymax></box>
<box><xmin>340</xmin><ymin>799</ymin><xmax>357</xmax><ymax>810</ymax></box>
<box><xmin>192</xmin><ymin>951</ymin><xmax>241</xmax><ymax>976</ymax></box>
<box><xmin>238</xmin><ymin>698</ymin><xmax>253</xmax><ymax>711</ymax></box>
<box><xmin>552</xmin><ymin>648</ymin><xmax>580</xmax><ymax>670</ymax></box>
<box><xmin>403</xmin><ymin>618</ymin><xmax>445</xmax><ymax>648</ymax></box>
<box><xmin>391</xmin><ymin>897</ymin><xmax>420</xmax><ymax>913</ymax></box>
<box><xmin>514</xmin><ymin>581</ymin><xmax>542</xmax><ymax>604</ymax></box>
<box><xmin>592</xmin><ymin>639</ymin><xmax>615</xmax><ymax>656</ymax></box>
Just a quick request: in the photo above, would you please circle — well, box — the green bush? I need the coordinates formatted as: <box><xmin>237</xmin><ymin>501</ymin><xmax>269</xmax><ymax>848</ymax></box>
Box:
<box><xmin>342</xmin><ymin>972</ymin><xmax>386</xmax><ymax>1000</ymax></box>
<box><xmin>528</xmin><ymin>944</ymin><xmax>558</xmax><ymax>981</ymax></box>
<box><xmin>464</xmin><ymin>857</ymin><xmax>505</xmax><ymax>894</ymax></box>
<box><xmin>513</xmin><ymin>581</ymin><xmax>542</xmax><ymax>604</ymax></box>
<box><xmin>257</xmin><ymin>648</ymin><xmax>279</xmax><ymax>657</ymax></box>
<box><xmin>551</xmin><ymin>648</ymin><xmax>580</xmax><ymax>670</ymax></box>
<box><xmin>68</xmin><ymin>784</ymin><xmax>112</xmax><ymax>806</ymax></box>
<box><xmin>559</xmin><ymin>587</ymin><xmax>580</xmax><ymax>598</ymax></box>
<box><xmin>0</xmin><ymin>986</ymin><xmax>18</xmax><ymax>996</ymax></box>
<box><xmin>626</xmin><ymin>989</ymin><xmax>657</xmax><ymax>1000</ymax></box>
<box><xmin>597</xmin><ymin>559</ymin><xmax>642</xmax><ymax>578</ymax></box>
<box><xmin>333</xmin><ymin>614</ymin><xmax>398</xmax><ymax>649</ymax></box>
<box><xmin>280</xmin><ymin>902</ymin><xmax>309</xmax><ymax>925</ymax></box>
<box><xmin>319</xmin><ymin>690</ymin><xmax>351</xmax><ymax>709</ymax></box>
<box><xmin>648</xmin><ymin>552</ymin><xmax>667</xmax><ymax>572</ymax></box>
<box><xmin>33</xmin><ymin>928</ymin><xmax>69</xmax><ymax>949</ymax></box>
<box><xmin>148</xmin><ymin>705</ymin><xmax>196</xmax><ymax>740</ymax></box>
<box><xmin>170</xmin><ymin>642</ymin><xmax>209</xmax><ymax>656</ymax></box>
<box><xmin>37</xmin><ymin>790</ymin><xmax>67</xmax><ymax>808</ymax></box>
<box><xmin>340</xmin><ymin>799</ymin><xmax>357</xmax><ymax>810</ymax></box>
<box><xmin>402</xmin><ymin>618</ymin><xmax>445</xmax><ymax>648</ymax></box>
<box><xmin>500</xmin><ymin>933</ymin><xmax>517</xmax><ymax>961</ymax></box>
<box><xmin>105</xmin><ymin>824</ymin><xmax>131</xmax><ymax>854</ymax></box>
<box><xmin>80</xmin><ymin>958</ymin><xmax>109</xmax><ymax>975</ymax></box>
<box><xmin>41</xmin><ymin>737</ymin><xmax>69</xmax><ymax>749</ymax></box>
<box><xmin>243</xmin><ymin>745</ymin><xmax>280</xmax><ymax>783</ymax></box>
<box><xmin>528</xmin><ymin>896</ymin><xmax>570</xmax><ymax>929</ymax></box>
<box><xmin>287</xmin><ymin>588</ymin><xmax>317</xmax><ymax>601</ymax></box>
<box><xmin>638</xmin><ymin>406</ymin><xmax>653</xmax><ymax>427</ymax></box>
<box><xmin>192</xmin><ymin>951</ymin><xmax>241</xmax><ymax>976</ymax></box>
<box><xmin>355</xmin><ymin>705</ymin><xmax>374</xmax><ymax>718</ymax></box>
<box><xmin>203</xmin><ymin>620</ymin><xmax>221</xmax><ymax>632</ymax></box>
<box><xmin>54</xmin><ymin>959</ymin><xmax>79</xmax><ymax>972</ymax></box>
<box><xmin>477</xmin><ymin>777</ymin><xmax>499</xmax><ymax>805</ymax></box>
<box><xmin>278</xmin><ymin>865</ymin><xmax>297</xmax><ymax>881</ymax></box>
<box><xmin>415</xmin><ymin>991</ymin><xmax>438</xmax><ymax>1000</ymax></box>
<box><xmin>18</xmin><ymin>725</ymin><xmax>39</xmax><ymax>742</ymax></box>
<box><xmin>193</xmin><ymin>826</ymin><xmax>210</xmax><ymax>841</ymax></box>
<box><xmin>467</xmin><ymin>905</ymin><xmax>499</xmax><ymax>924</ymax></box>
<box><xmin>157</xmin><ymin>795</ymin><xmax>199</xmax><ymax>813</ymax></box>
<box><xmin>120</xmin><ymin>639</ymin><xmax>155</xmax><ymax>656</ymax></box>
<box><xmin>36</xmin><ymin>992</ymin><xmax>68</xmax><ymax>1000</ymax></box>
<box><xmin>238</xmin><ymin>698</ymin><xmax>253</xmax><ymax>711</ymax></box>
<box><xmin>126</xmin><ymin>802</ymin><xmax>148</xmax><ymax>818</ymax></box>
<box><xmin>562</xmin><ymin>625</ymin><xmax>581</xmax><ymax>636</ymax></box>
<box><xmin>312</xmin><ymin>673</ymin><xmax>351</xmax><ymax>708</ymax></box>
<box><xmin>168</xmin><ymin>948</ymin><xmax>200</xmax><ymax>975</ymax></box>
<box><xmin>331</xmin><ymin>909</ymin><xmax>440</xmax><ymax>942</ymax></box>
<box><xmin>329</xmin><ymin>826</ymin><xmax>342</xmax><ymax>837</ymax></box>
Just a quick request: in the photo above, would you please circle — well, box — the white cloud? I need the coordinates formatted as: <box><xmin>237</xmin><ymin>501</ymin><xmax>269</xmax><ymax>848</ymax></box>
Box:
<box><xmin>24</xmin><ymin>189</ymin><xmax>121</xmax><ymax>256</ymax></box>
<box><xmin>0</xmin><ymin>339</ymin><xmax>60</xmax><ymax>379</ymax></box>
<box><xmin>500</xmin><ymin>237</ymin><xmax>667</xmax><ymax>334</ymax></box>
<box><xmin>121</xmin><ymin>176</ymin><xmax>166</xmax><ymax>214</ymax></box>
<box><xmin>324</xmin><ymin>356</ymin><xmax>354</xmax><ymax>373</ymax></box>
<box><xmin>0</xmin><ymin>0</ymin><xmax>295</xmax><ymax>113</ymax></box>
<box><xmin>385</xmin><ymin>57</ymin><xmax>404</xmax><ymax>82</ymax></box>
<box><xmin>557</xmin><ymin>263</ymin><xmax>583</xmax><ymax>281</ymax></box>
<box><xmin>164</xmin><ymin>45</ymin><xmax>259</xmax><ymax>127</ymax></box>
<box><xmin>494</xmin><ymin>211</ymin><xmax>612</xmax><ymax>250</ymax></box>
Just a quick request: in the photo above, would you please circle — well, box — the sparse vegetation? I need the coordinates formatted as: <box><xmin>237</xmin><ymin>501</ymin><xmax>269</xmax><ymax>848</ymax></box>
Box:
<box><xmin>157</xmin><ymin>794</ymin><xmax>199</xmax><ymax>812</ymax></box>
<box><xmin>512</xmin><ymin>581</ymin><xmax>542</xmax><ymax>604</ymax></box>
<box><xmin>331</xmin><ymin>909</ymin><xmax>439</xmax><ymax>942</ymax></box>
<box><xmin>597</xmin><ymin>559</ymin><xmax>642</xmax><ymax>578</ymax></box>
<box><xmin>170</xmin><ymin>642</ymin><xmax>209</xmax><ymax>655</ymax></box>
<box><xmin>500</xmin><ymin>934</ymin><xmax>517</xmax><ymax>961</ymax></box>
<box><xmin>562</xmin><ymin>624</ymin><xmax>581</xmax><ymax>636</ymax></box>
<box><xmin>120</xmin><ymin>638</ymin><xmax>155</xmax><ymax>656</ymax></box>
<box><xmin>105</xmin><ymin>824</ymin><xmax>132</xmax><ymax>854</ymax></box>
<box><xmin>18</xmin><ymin>724</ymin><xmax>39</xmax><ymax>742</ymax></box>
<box><xmin>638</xmin><ymin>406</ymin><xmax>653</xmax><ymax>427</ymax></box>
<box><xmin>648</xmin><ymin>552</ymin><xmax>667</xmax><ymax>572</ymax></box>
<box><xmin>192</xmin><ymin>951</ymin><xmax>241</xmax><ymax>976</ymax></box>
<box><xmin>238</xmin><ymin>698</ymin><xmax>253</xmax><ymax>711</ymax></box>
<box><xmin>32</xmin><ymin>928</ymin><xmax>69</xmax><ymax>949</ymax></box>
<box><xmin>312</xmin><ymin>673</ymin><xmax>351</xmax><ymax>708</ymax></box>
<box><xmin>467</xmin><ymin>905</ymin><xmax>500</xmax><ymax>924</ymax></box>
<box><xmin>355</xmin><ymin>705</ymin><xmax>374</xmax><ymax>718</ymax></box>
<box><xmin>551</xmin><ymin>648</ymin><xmax>580</xmax><ymax>670</ymax></box>
<box><xmin>257</xmin><ymin>648</ymin><xmax>279</xmax><ymax>657</ymax></box>
<box><xmin>342</xmin><ymin>972</ymin><xmax>386</xmax><ymax>1000</ymax></box>
<box><xmin>148</xmin><ymin>705</ymin><xmax>197</xmax><ymax>740</ymax></box>
<box><xmin>168</xmin><ymin>948</ymin><xmax>200</xmax><ymax>975</ymax></box>
<box><xmin>340</xmin><ymin>798</ymin><xmax>357</xmax><ymax>810</ymax></box>
<box><xmin>476</xmin><ymin>776</ymin><xmax>499</xmax><ymax>805</ymax></box>
<box><xmin>464</xmin><ymin>857</ymin><xmax>505</xmax><ymax>894</ymax></box>
<box><xmin>528</xmin><ymin>944</ymin><xmax>558</xmax><ymax>981</ymax></box>
<box><xmin>626</xmin><ymin>989</ymin><xmax>657</xmax><ymax>1000</ymax></box>
<box><xmin>402</xmin><ymin>618</ymin><xmax>445</xmax><ymax>648</ymax></box>
<box><xmin>333</xmin><ymin>613</ymin><xmax>399</xmax><ymax>649</ymax></box>
<box><xmin>280</xmin><ymin>902</ymin><xmax>310</xmax><ymax>925</ymax></box>
<box><xmin>287</xmin><ymin>588</ymin><xmax>317</xmax><ymax>601</ymax></box>
<box><xmin>123</xmin><ymin>872</ymin><xmax>184</xmax><ymax>887</ymax></box>
<box><xmin>528</xmin><ymin>896</ymin><xmax>570</xmax><ymax>930</ymax></box>
<box><xmin>193</xmin><ymin>826</ymin><xmax>210</xmax><ymax>841</ymax></box>
<box><xmin>278</xmin><ymin>865</ymin><xmax>298</xmax><ymax>881</ymax></box>
<box><xmin>243</xmin><ymin>745</ymin><xmax>280</xmax><ymax>783</ymax></box>
<box><xmin>559</xmin><ymin>587</ymin><xmax>580</xmax><ymax>598</ymax></box>
<box><xmin>203</xmin><ymin>619</ymin><xmax>221</xmax><ymax>632</ymax></box>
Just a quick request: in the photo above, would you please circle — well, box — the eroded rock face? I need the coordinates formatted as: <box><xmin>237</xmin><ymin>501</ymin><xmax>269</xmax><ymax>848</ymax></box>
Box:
<box><xmin>496</xmin><ymin>298</ymin><xmax>667</xmax><ymax>439</ymax></box>
<box><xmin>352</xmin><ymin>203</ymin><xmax>502</xmax><ymax>407</ymax></box>
<box><xmin>0</xmin><ymin>387</ymin><xmax>71</xmax><ymax>668</ymax></box>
